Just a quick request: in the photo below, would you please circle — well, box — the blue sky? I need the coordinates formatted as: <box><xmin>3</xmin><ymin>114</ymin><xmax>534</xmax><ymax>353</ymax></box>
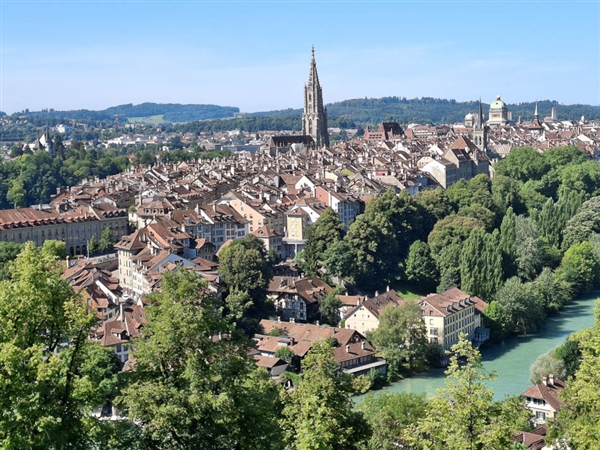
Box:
<box><xmin>1</xmin><ymin>1</ymin><xmax>599</xmax><ymax>114</ymax></box>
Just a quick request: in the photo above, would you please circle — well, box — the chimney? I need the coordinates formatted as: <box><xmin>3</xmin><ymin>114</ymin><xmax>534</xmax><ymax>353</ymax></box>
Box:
<box><xmin>542</xmin><ymin>376</ymin><xmax>547</xmax><ymax>386</ymax></box>
<box><xmin>277</xmin><ymin>316</ymin><xmax>281</xmax><ymax>323</ymax></box>
<box><xmin>356</xmin><ymin>298</ymin><xmax>360</xmax><ymax>306</ymax></box>
<box><xmin>549</xmin><ymin>374</ymin><xmax>554</xmax><ymax>386</ymax></box>
<box><xmin>386</xmin><ymin>285</ymin><xmax>390</xmax><ymax>292</ymax></box>
<box><xmin>218</xmin><ymin>332</ymin><xmax>222</xmax><ymax>341</ymax></box>
<box><xmin>346</xmin><ymin>345</ymin><xmax>350</xmax><ymax>353</ymax></box>
<box><xmin>361</xmin><ymin>341</ymin><xmax>365</xmax><ymax>350</ymax></box>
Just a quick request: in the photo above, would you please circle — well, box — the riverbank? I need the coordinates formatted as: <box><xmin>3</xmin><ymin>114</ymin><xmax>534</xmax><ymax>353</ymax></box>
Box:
<box><xmin>355</xmin><ymin>292</ymin><xmax>600</xmax><ymax>403</ymax></box>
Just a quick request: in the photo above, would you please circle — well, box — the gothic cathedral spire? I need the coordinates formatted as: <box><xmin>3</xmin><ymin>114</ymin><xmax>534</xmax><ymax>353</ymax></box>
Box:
<box><xmin>302</xmin><ymin>46</ymin><xmax>329</xmax><ymax>148</ymax></box>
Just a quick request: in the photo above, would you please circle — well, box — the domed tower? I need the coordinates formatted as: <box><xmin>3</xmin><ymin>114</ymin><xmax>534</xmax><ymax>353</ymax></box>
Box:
<box><xmin>487</xmin><ymin>95</ymin><xmax>509</xmax><ymax>126</ymax></box>
<box><xmin>302</xmin><ymin>46</ymin><xmax>329</xmax><ymax>148</ymax></box>
<box><xmin>464</xmin><ymin>112</ymin><xmax>474</xmax><ymax>127</ymax></box>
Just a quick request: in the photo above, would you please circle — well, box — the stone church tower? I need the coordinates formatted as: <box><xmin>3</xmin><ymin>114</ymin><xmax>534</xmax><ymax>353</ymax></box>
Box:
<box><xmin>302</xmin><ymin>46</ymin><xmax>329</xmax><ymax>148</ymax></box>
<box><xmin>473</xmin><ymin>98</ymin><xmax>487</xmax><ymax>151</ymax></box>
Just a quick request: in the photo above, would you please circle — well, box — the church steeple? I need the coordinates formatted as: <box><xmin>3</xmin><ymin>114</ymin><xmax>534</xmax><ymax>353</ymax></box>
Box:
<box><xmin>473</xmin><ymin>97</ymin><xmax>487</xmax><ymax>152</ymax></box>
<box><xmin>302</xmin><ymin>46</ymin><xmax>329</xmax><ymax>148</ymax></box>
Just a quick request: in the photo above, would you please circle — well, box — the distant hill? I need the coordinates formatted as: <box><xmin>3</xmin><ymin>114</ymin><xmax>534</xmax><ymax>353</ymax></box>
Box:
<box><xmin>9</xmin><ymin>103</ymin><xmax>239</xmax><ymax>123</ymax></box>
<box><xmin>253</xmin><ymin>97</ymin><xmax>600</xmax><ymax>126</ymax></box>
<box><xmin>8</xmin><ymin>98</ymin><xmax>600</xmax><ymax>131</ymax></box>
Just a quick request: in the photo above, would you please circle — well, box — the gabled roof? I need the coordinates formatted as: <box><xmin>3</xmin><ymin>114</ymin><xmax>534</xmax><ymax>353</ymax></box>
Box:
<box><xmin>521</xmin><ymin>376</ymin><xmax>566</xmax><ymax>411</ymax></box>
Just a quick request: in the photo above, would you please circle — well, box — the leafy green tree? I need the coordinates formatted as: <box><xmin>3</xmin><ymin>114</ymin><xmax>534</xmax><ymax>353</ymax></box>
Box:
<box><xmin>88</xmin><ymin>235</ymin><xmax>100</xmax><ymax>255</ymax></box>
<box><xmin>491</xmin><ymin>175</ymin><xmax>526</xmax><ymax>215</ymax></box>
<box><xmin>302</xmin><ymin>208</ymin><xmax>345</xmax><ymax>276</ymax></box>
<box><xmin>556</xmin><ymin>241</ymin><xmax>599</xmax><ymax>297</ymax></box>
<box><xmin>343</xmin><ymin>211</ymin><xmax>399</xmax><ymax>289</ymax></box>
<box><xmin>408</xmin><ymin>334</ymin><xmax>530</xmax><ymax>450</ymax></box>
<box><xmin>555</xmin><ymin>336</ymin><xmax>582</xmax><ymax>379</ymax></box>
<box><xmin>530</xmin><ymin>348</ymin><xmax>566</xmax><ymax>384</ymax></box>
<box><xmin>404</xmin><ymin>240</ymin><xmax>438</xmax><ymax>291</ymax></box>
<box><xmin>415</xmin><ymin>187</ymin><xmax>454</xmax><ymax>232</ymax></box>
<box><xmin>549</xmin><ymin>307</ymin><xmax>600</xmax><ymax>448</ymax></box>
<box><xmin>367</xmin><ymin>189</ymin><xmax>426</xmax><ymax>258</ymax></box>
<box><xmin>0</xmin><ymin>242</ymin><xmax>118</xmax><ymax>448</ymax></box>
<box><xmin>322</xmin><ymin>239</ymin><xmax>356</xmax><ymax>282</ymax></box>
<box><xmin>495</xmin><ymin>147</ymin><xmax>549</xmax><ymax>182</ymax></box>
<box><xmin>457</xmin><ymin>203</ymin><xmax>495</xmax><ymax>230</ymax></box>
<box><xmin>499</xmin><ymin>206</ymin><xmax>517</xmax><ymax>278</ymax></box>
<box><xmin>369</xmin><ymin>301</ymin><xmax>430</xmax><ymax>374</ymax></box>
<box><xmin>357</xmin><ymin>392</ymin><xmax>428</xmax><ymax>450</ymax></box>
<box><xmin>280</xmin><ymin>340</ymin><xmax>371</xmax><ymax>450</ymax></box>
<box><xmin>218</xmin><ymin>235</ymin><xmax>274</xmax><ymax>332</ymax></box>
<box><xmin>274</xmin><ymin>346</ymin><xmax>294</xmax><ymax>364</ymax></box>
<box><xmin>492</xmin><ymin>277</ymin><xmax>545</xmax><ymax>335</ymax></box>
<box><xmin>119</xmin><ymin>270</ymin><xmax>281</xmax><ymax>450</ymax></box>
<box><xmin>99</xmin><ymin>227</ymin><xmax>116</xmax><ymax>252</ymax></box>
<box><xmin>534</xmin><ymin>267</ymin><xmax>572</xmax><ymax>313</ymax></box>
<box><xmin>562</xmin><ymin>196</ymin><xmax>600</xmax><ymax>250</ymax></box>
<box><xmin>42</xmin><ymin>239</ymin><xmax>67</xmax><ymax>260</ymax></box>
<box><xmin>514</xmin><ymin>215</ymin><xmax>545</xmax><ymax>281</ymax></box>
<box><xmin>460</xmin><ymin>229</ymin><xmax>503</xmax><ymax>301</ymax></box>
<box><xmin>0</xmin><ymin>242</ymin><xmax>23</xmax><ymax>281</ymax></box>
<box><xmin>6</xmin><ymin>179</ymin><xmax>27</xmax><ymax>208</ymax></box>
<box><xmin>319</xmin><ymin>291</ymin><xmax>342</xmax><ymax>326</ymax></box>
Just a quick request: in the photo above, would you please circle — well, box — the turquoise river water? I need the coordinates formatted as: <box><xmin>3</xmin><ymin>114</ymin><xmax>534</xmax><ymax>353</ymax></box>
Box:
<box><xmin>355</xmin><ymin>292</ymin><xmax>599</xmax><ymax>402</ymax></box>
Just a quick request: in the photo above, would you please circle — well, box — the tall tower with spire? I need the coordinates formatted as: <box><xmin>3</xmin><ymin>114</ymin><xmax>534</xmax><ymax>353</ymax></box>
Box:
<box><xmin>473</xmin><ymin>98</ymin><xmax>487</xmax><ymax>151</ymax></box>
<box><xmin>302</xmin><ymin>46</ymin><xmax>329</xmax><ymax>148</ymax></box>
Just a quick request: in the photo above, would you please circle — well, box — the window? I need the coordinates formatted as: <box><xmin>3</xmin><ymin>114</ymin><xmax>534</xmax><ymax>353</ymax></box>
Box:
<box><xmin>536</xmin><ymin>411</ymin><xmax>546</xmax><ymax>420</ymax></box>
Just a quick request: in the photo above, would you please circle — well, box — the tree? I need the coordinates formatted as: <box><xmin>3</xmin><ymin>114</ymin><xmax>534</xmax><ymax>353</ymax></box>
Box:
<box><xmin>556</xmin><ymin>241</ymin><xmax>599</xmax><ymax>297</ymax></box>
<box><xmin>408</xmin><ymin>334</ymin><xmax>530</xmax><ymax>450</ymax></box>
<box><xmin>280</xmin><ymin>340</ymin><xmax>371</xmax><ymax>450</ymax></box>
<box><xmin>118</xmin><ymin>269</ymin><xmax>281</xmax><ymax>450</ymax></box>
<box><xmin>494</xmin><ymin>146</ymin><xmax>549</xmax><ymax>182</ymax></box>
<box><xmin>358</xmin><ymin>392</ymin><xmax>428</xmax><ymax>450</ymax></box>
<box><xmin>529</xmin><ymin>349</ymin><xmax>566</xmax><ymax>384</ymax></box>
<box><xmin>88</xmin><ymin>235</ymin><xmax>100</xmax><ymax>255</ymax></box>
<box><xmin>6</xmin><ymin>179</ymin><xmax>27</xmax><ymax>208</ymax></box>
<box><xmin>322</xmin><ymin>239</ymin><xmax>356</xmax><ymax>282</ymax></box>
<box><xmin>514</xmin><ymin>215</ymin><xmax>545</xmax><ymax>281</ymax></box>
<box><xmin>369</xmin><ymin>301</ymin><xmax>430</xmax><ymax>374</ymax></box>
<box><xmin>302</xmin><ymin>208</ymin><xmax>345</xmax><ymax>276</ymax></box>
<box><xmin>404</xmin><ymin>240</ymin><xmax>438</xmax><ymax>290</ymax></box>
<box><xmin>42</xmin><ymin>239</ymin><xmax>67</xmax><ymax>260</ymax></box>
<box><xmin>319</xmin><ymin>291</ymin><xmax>342</xmax><ymax>326</ymax></box>
<box><xmin>218</xmin><ymin>235</ymin><xmax>274</xmax><ymax>333</ymax></box>
<box><xmin>460</xmin><ymin>229</ymin><xmax>503</xmax><ymax>301</ymax></box>
<box><xmin>367</xmin><ymin>189</ymin><xmax>426</xmax><ymax>258</ymax></box>
<box><xmin>274</xmin><ymin>346</ymin><xmax>294</xmax><ymax>364</ymax></box>
<box><xmin>562</xmin><ymin>196</ymin><xmax>600</xmax><ymax>250</ymax></box>
<box><xmin>343</xmin><ymin>211</ymin><xmax>399</xmax><ymax>289</ymax></box>
<box><xmin>0</xmin><ymin>242</ymin><xmax>23</xmax><ymax>281</ymax></box>
<box><xmin>499</xmin><ymin>207</ymin><xmax>517</xmax><ymax>278</ymax></box>
<box><xmin>534</xmin><ymin>267</ymin><xmax>572</xmax><ymax>313</ymax></box>
<box><xmin>549</xmin><ymin>308</ymin><xmax>600</xmax><ymax>448</ymax></box>
<box><xmin>0</xmin><ymin>243</ymin><xmax>118</xmax><ymax>448</ymax></box>
<box><xmin>492</xmin><ymin>277</ymin><xmax>545</xmax><ymax>335</ymax></box>
<box><xmin>555</xmin><ymin>336</ymin><xmax>582</xmax><ymax>379</ymax></box>
<box><xmin>99</xmin><ymin>227</ymin><xmax>116</xmax><ymax>252</ymax></box>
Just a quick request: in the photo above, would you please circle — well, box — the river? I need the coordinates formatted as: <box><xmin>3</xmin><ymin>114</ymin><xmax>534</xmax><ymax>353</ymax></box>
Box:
<box><xmin>355</xmin><ymin>292</ymin><xmax>599</xmax><ymax>402</ymax></box>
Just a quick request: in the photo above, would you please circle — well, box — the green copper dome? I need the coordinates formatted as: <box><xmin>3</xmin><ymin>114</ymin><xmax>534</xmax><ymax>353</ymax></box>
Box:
<box><xmin>490</xmin><ymin>95</ymin><xmax>506</xmax><ymax>109</ymax></box>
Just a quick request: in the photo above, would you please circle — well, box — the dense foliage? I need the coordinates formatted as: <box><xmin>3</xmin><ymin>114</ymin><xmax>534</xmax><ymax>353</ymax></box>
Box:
<box><xmin>299</xmin><ymin>146</ymin><xmax>600</xmax><ymax>341</ymax></box>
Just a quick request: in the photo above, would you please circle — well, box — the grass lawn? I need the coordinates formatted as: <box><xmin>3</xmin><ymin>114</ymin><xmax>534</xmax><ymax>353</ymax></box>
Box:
<box><xmin>390</xmin><ymin>283</ymin><xmax>429</xmax><ymax>300</ymax></box>
<box><xmin>127</xmin><ymin>114</ymin><xmax>166</xmax><ymax>125</ymax></box>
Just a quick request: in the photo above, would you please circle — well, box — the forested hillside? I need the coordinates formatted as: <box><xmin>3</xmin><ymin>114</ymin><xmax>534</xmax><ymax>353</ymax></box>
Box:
<box><xmin>8</xmin><ymin>103</ymin><xmax>239</xmax><ymax>123</ymax></box>
<box><xmin>8</xmin><ymin>98</ymin><xmax>600</xmax><ymax>130</ymax></box>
